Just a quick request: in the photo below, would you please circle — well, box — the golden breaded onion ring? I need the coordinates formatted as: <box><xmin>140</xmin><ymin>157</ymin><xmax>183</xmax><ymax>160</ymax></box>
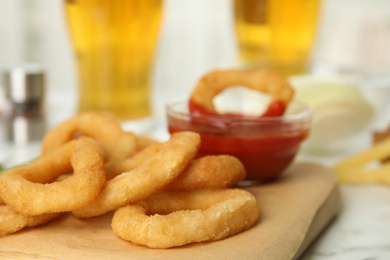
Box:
<box><xmin>164</xmin><ymin>155</ymin><xmax>246</xmax><ymax>191</ymax></box>
<box><xmin>72</xmin><ymin>131</ymin><xmax>200</xmax><ymax>218</ymax></box>
<box><xmin>105</xmin><ymin>147</ymin><xmax>246</xmax><ymax>190</ymax></box>
<box><xmin>111</xmin><ymin>188</ymin><xmax>260</xmax><ymax>248</ymax></box>
<box><xmin>135</xmin><ymin>135</ymin><xmax>159</xmax><ymax>151</ymax></box>
<box><xmin>41</xmin><ymin>111</ymin><xmax>137</xmax><ymax>161</ymax></box>
<box><xmin>0</xmin><ymin>137</ymin><xmax>106</xmax><ymax>216</ymax></box>
<box><xmin>0</xmin><ymin>206</ymin><xmax>27</xmax><ymax>237</ymax></box>
<box><xmin>0</xmin><ymin>205</ymin><xmax>61</xmax><ymax>237</ymax></box>
<box><xmin>189</xmin><ymin>69</ymin><xmax>294</xmax><ymax>117</ymax></box>
<box><xmin>104</xmin><ymin>141</ymin><xmax>165</xmax><ymax>180</ymax></box>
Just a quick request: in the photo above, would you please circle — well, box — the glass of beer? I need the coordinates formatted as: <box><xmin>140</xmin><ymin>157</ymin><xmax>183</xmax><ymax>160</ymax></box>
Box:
<box><xmin>233</xmin><ymin>0</ymin><xmax>321</xmax><ymax>76</ymax></box>
<box><xmin>64</xmin><ymin>0</ymin><xmax>163</xmax><ymax>121</ymax></box>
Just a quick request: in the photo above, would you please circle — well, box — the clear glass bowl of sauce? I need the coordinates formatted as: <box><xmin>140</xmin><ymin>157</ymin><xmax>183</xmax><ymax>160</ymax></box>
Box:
<box><xmin>166</xmin><ymin>99</ymin><xmax>311</xmax><ymax>182</ymax></box>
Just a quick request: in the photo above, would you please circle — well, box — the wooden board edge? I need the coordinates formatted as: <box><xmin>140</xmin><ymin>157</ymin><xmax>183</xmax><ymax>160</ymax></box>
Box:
<box><xmin>292</xmin><ymin>185</ymin><xmax>341</xmax><ymax>260</ymax></box>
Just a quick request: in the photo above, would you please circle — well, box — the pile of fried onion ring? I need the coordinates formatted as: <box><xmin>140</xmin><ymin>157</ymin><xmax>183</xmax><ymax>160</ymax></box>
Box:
<box><xmin>189</xmin><ymin>69</ymin><xmax>294</xmax><ymax>118</ymax></box>
<box><xmin>0</xmin><ymin>111</ymin><xmax>259</xmax><ymax>248</ymax></box>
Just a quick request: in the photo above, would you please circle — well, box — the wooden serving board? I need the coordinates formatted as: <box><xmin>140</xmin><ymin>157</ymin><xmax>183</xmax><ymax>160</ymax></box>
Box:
<box><xmin>0</xmin><ymin>162</ymin><xmax>340</xmax><ymax>260</ymax></box>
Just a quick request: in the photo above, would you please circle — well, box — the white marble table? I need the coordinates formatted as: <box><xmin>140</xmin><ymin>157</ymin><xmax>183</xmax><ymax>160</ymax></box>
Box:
<box><xmin>294</xmin><ymin>146</ymin><xmax>390</xmax><ymax>260</ymax></box>
<box><xmin>302</xmin><ymin>185</ymin><xmax>390</xmax><ymax>260</ymax></box>
<box><xmin>299</xmin><ymin>149</ymin><xmax>390</xmax><ymax>260</ymax></box>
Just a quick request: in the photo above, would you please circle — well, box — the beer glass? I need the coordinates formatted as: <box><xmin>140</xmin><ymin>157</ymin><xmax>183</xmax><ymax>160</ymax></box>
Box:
<box><xmin>64</xmin><ymin>0</ymin><xmax>163</xmax><ymax>120</ymax></box>
<box><xmin>234</xmin><ymin>0</ymin><xmax>320</xmax><ymax>76</ymax></box>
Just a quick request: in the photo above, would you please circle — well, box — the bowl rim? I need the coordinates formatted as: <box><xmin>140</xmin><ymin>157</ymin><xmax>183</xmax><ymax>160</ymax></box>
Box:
<box><xmin>166</xmin><ymin>96</ymin><xmax>312</xmax><ymax>124</ymax></box>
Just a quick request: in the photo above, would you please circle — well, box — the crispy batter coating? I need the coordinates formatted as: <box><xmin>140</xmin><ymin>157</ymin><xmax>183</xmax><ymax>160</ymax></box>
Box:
<box><xmin>111</xmin><ymin>188</ymin><xmax>260</xmax><ymax>248</ymax></box>
<box><xmin>104</xmin><ymin>141</ymin><xmax>164</xmax><ymax>179</ymax></box>
<box><xmin>72</xmin><ymin>132</ymin><xmax>200</xmax><ymax>218</ymax></box>
<box><xmin>164</xmin><ymin>155</ymin><xmax>246</xmax><ymax>191</ymax></box>
<box><xmin>105</xmin><ymin>150</ymin><xmax>246</xmax><ymax>190</ymax></box>
<box><xmin>190</xmin><ymin>69</ymin><xmax>294</xmax><ymax>115</ymax></box>
<box><xmin>135</xmin><ymin>135</ymin><xmax>159</xmax><ymax>151</ymax></box>
<box><xmin>41</xmin><ymin>111</ymin><xmax>137</xmax><ymax>161</ymax></box>
<box><xmin>0</xmin><ymin>137</ymin><xmax>106</xmax><ymax>215</ymax></box>
<box><xmin>0</xmin><ymin>205</ymin><xmax>60</xmax><ymax>237</ymax></box>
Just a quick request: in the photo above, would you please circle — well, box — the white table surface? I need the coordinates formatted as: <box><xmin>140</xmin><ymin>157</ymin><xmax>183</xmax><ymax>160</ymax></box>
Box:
<box><xmin>297</xmin><ymin>154</ymin><xmax>390</xmax><ymax>260</ymax></box>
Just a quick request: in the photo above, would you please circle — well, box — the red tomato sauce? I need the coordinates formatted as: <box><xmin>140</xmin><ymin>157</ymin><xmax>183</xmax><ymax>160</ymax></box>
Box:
<box><xmin>168</xmin><ymin>121</ymin><xmax>309</xmax><ymax>182</ymax></box>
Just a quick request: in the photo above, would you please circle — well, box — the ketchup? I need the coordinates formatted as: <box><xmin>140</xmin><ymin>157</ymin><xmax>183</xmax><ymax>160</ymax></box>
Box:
<box><xmin>168</xmin><ymin>117</ymin><xmax>309</xmax><ymax>182</ymax></box>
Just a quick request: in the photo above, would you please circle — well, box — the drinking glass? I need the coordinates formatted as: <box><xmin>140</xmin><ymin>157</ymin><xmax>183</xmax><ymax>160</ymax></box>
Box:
<box><xmin>64</xmin><ymin>0</ymin><xmax>163</xmax><ymax>120</ymax></box>
<box><xmin>233</xmin><ymin>0</ymin><xmax>321</xmax><ymax>76</ymax></box>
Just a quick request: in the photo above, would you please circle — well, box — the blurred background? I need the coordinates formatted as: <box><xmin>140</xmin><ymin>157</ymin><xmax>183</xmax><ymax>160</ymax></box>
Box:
<box><xmin>0</xmin><ymin>0</ymin><xmax>390</xmax><ymax>149</ymax></box>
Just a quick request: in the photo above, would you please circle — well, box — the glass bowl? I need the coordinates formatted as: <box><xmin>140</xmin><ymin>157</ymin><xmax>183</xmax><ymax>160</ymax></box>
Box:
<box><xmin>166</xmin><ymin>98</ymin><xmax>312</xmax><ymax>182</ymax></box>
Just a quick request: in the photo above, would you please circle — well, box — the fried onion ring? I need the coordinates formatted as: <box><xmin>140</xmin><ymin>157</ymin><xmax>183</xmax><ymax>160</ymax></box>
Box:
<box><xmin>135</xmin><ymin>135</ymin><xmax>159</xmax><ymax>151</ymax></box>
<box><xmin>111</xmin><ymin>188</ymin><xmax>260</xmax><ymax>248</ymax></box>
<box><xmin>0</xmin><ymin>137</ymin><xmax>106</xmax><ymax>215</ymax></box>
<box><xmin>105</xmin><ymin>152</ymin><xmax>245</xmax><ymax>190</ymax></box>
<box><xmin>164</xmin><ymin>155</ymin><xmax>246</xmax><ymax>191</ymax></box>
<box><xmin>0</xmin><ymin>205</ymin><xmax>61</xmax><ymax>237</ymax></box>
<box><xmin>72</xmin><ymin>131</ymin><xmax>200</xmax><ymax>218</ymax></box>
<box><xmin>41</xmin><ymin>111</ymin><xmax>137</xmax><ymax>161</ymax></box>
<box><xmin>0</xmin><ymin>206</ymin><xmax>27</xmax><ymax>237</ymax></box>
<box><xmin>189</xmin><ymin>69</ymin><xmax>294</xmax><ymax>117</ymax></box>
<box><xmin>104</xmin><ymin>141</ymin><xmax>164</xmax><ymax>180</ymax></box>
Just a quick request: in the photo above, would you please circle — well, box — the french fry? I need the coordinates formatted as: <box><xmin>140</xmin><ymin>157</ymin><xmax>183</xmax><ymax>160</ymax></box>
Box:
<box><xmin>334</xmin><ymin>135</ymin><xmax>390</xmax><ymax>185</ymax></box>
<box><xmin>334</xmin><ymin>135</ymin><xmax>390</xmax><ymax>170</ymax></box>
<box><xmin>336</xmin><ymin>162</ymin><xmax>390</xmax><ymax>185</ymax></box>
